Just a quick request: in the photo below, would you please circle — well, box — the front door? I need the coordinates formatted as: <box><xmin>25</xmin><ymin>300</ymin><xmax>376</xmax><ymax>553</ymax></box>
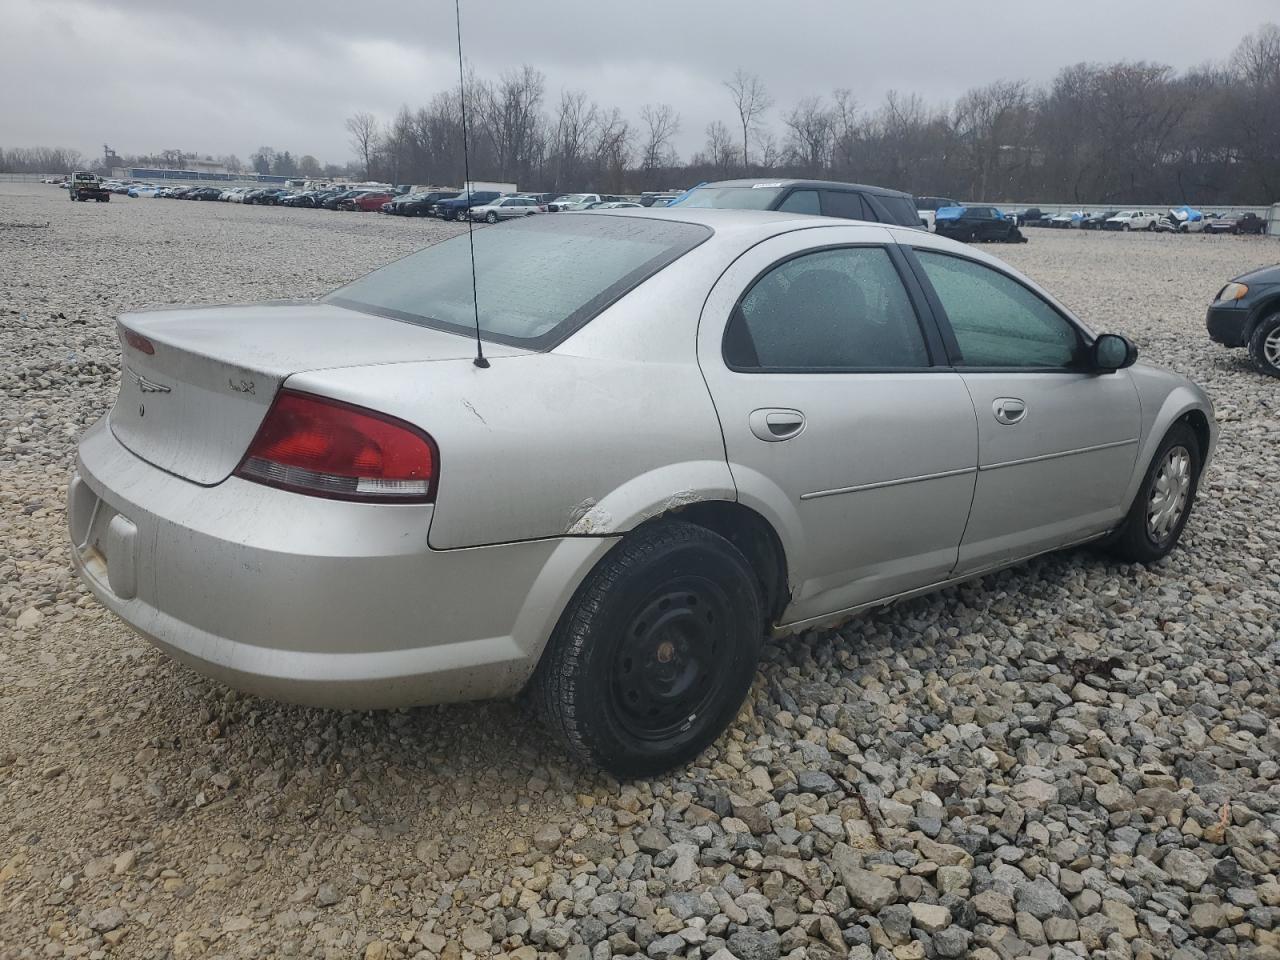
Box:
<box><xmin>907</xmin><ymin>246</ymin><xmax>1142</xmax><ymax>571</ymax></box>
<box><xmin>698</xmin><ymin>227</ymin><xmax>978</xmax><ymax>625</ymax></box>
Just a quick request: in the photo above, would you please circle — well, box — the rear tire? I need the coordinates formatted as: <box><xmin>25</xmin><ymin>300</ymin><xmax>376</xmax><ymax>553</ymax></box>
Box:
<box><xmin>1247</xmin><ymin>313</ymin><xmax>1280</xmax><ymax>378</ymax></box>
<box><xmin>535</xmin><ymin>521</ymin><xmax>763</xmax><ymax>778</ymax></box>
<box><xmin>1106</xmin><ymin>423</ymin><xmax>1201</xmax><ymax>564</ymax></box>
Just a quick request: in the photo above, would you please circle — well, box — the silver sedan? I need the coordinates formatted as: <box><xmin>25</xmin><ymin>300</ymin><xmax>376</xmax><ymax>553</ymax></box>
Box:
<box><xmin>69</xmin><ymin>209</ymin><xmax>1216</xmax><ymax>776</ymax></box>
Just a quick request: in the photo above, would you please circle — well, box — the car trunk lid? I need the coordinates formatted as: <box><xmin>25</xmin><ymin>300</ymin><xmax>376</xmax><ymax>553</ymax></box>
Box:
<box><xmin>109</xmin><ymin>299</ymin><xmax>523</xmax><ymax>485</ymax></box>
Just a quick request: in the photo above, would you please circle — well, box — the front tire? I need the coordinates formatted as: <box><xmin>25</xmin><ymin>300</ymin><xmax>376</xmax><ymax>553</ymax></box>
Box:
<box><xmin>1106</xmin><ymin>423</ymin><xmax>1201</xmax><ymax>564</ymax></box>
<box><xmin>536</xmin><ymin>521</ymin><xmax>763</xmax><ymax>778</ymax></box>
<box><xmin>485</xmin><ymin>211</ymin><xmax>498</xmax><ymax>224</ymax></box>
<box><xmin>1247</xmin><ymin>313</ymin><xmax>1280</xmax><ymax>378</ymax></box>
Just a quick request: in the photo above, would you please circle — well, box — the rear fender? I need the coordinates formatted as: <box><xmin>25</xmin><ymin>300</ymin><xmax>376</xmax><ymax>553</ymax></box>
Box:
<box><xmin>564</xmin><ymin>461</ymin><xmax>735</xmax><ymax>535</ymax></box>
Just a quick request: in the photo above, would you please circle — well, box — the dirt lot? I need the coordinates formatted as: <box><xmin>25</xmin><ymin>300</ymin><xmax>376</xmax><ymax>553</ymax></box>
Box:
<box><xmin>1</xmin><ymin>182</ymin><xmax>1277</xmax><ymax>960</ymax></box>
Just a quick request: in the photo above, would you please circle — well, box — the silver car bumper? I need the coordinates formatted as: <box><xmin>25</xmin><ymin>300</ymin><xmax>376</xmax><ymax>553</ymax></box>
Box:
<box><xmin>69</xmin><ymin>417</ymin><xmax>614</xmax><ymax>709</ymax></box>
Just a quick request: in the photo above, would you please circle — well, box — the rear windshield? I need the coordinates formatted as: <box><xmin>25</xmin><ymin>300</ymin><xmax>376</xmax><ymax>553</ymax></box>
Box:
<box><xmin>327</xmin><ymin>214</ymin><xmax>711</xmax><ymax>349</ymax></box>
<box><xmin>673</xmin><ymin>185</ymin><xmax>784</xmax><ymax>210</ymax></box>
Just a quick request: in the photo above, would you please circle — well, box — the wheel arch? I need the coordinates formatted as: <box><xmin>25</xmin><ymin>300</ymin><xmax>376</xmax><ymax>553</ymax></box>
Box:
<box><xmin>1120</xmin><ymin>374</ymin><xmax>1218</xmax><ymax>513</ymax></box>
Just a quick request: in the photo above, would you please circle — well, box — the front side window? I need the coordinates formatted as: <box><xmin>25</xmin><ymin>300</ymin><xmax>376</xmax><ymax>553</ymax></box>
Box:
<box><xmin>725</xmin><ymin>247</ymin><xmax>930</xmax><ymax>370</ymax></box>
<box><xmin>915</xmin><ymin>251</ymin><xmax>1082</xmax><ymax>368</ymax></box>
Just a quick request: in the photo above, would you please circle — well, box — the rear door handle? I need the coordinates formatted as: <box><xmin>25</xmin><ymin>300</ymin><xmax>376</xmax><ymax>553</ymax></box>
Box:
<box><xmin>993</xmin><ymin>397</ymin><xmax>1027</xmax><ymax>425</ymax></box>
<box><xmin>749</xmin><ymin>408</ymin><xmax>806</xmax><ymax>442</ymax></box>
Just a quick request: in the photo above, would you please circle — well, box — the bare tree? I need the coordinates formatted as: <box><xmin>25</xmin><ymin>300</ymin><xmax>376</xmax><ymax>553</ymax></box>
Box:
<box><xmin>345</xmin><ymin>112</ymin><xmax>379</xmax><ymax>178</ymax></box>
<box><xmin>551</xmin><ymin>89</ymin><xmax>599</xmax><ymax>190</ymax></box>
<box><xmin>784</xmin><ymin>96</ymin><xmax>834</xmax><ymax>173</ymax></box>
<box><xmin>952</xmin><ymin>80</ymin><xmax>1030</xmax><ymax>199</ymax></box>
<box><xmin>593</xmin><ymin>107</ymin><xmax>633</xmax><ymax>192</ymax></box>
<box><xmin>703</xmin><ymin>121</ymin><xmax>738</xmax><ymax>176</ymax></box>
<box><xmin>639</xmin><ymin>103</ymin><xmax>680</xmax><ymax>182</ymax></box>
<box><xmin>476</xmin><ymin>65</ymin><xmax>546</xmax><ymax>183</ymax></box>
<box><xmin>724</xmin><ymin>68</ymin><xmax>772</xmax><ymax>171</ymax></box>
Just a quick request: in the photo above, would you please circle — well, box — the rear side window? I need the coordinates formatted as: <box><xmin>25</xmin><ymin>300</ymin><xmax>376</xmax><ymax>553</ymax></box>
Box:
<box><xmin>329</xmin><ymin>216</ymin><xmax>711</xmax><ymax>349</ymax></box>
<box><xmin>915</xmin><ymin>251</ymin><xmax>1082</xmax><ymax>368</ymax></box>
<box><xmin>725</xmin><ymin>247</ymin><xmax>930</xmax><ymax>370</ymax></box>
<box><xmin>820</xmin><ymin>191</ymin><xmax>869</xmax><ymax>220</ymax></box>
<box><xmin>868</xmin><ymin>194</ymin><xmax>921</xmax><ymax>227</ymax></box>
<box><xmin>776</xmin><ymin>190</ymin><xmax>820</xmax><ymax>215</ymax></box>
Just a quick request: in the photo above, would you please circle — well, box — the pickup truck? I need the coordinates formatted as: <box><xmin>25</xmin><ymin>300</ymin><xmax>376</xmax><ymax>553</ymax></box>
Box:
<box><xmin>69</xmin><ymin>171</ymin><xmax>111</xmax><ymax>202</ymax></box>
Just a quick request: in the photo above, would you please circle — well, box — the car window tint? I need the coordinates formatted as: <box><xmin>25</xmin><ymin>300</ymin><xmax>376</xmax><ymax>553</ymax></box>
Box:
<box><xmin>820</xmin><ymin>191</ymin><xmax>869</xmax><ymax>220</ymax></box>
<box><xmin>726</xmin><ymin>247</ymin><xmax>929</xmax><ymax>370</ymax></box>
<box><xmin>869</xmin><ymin>194</ymin><xmax>921</xmax><ymax>226</ymax></box>
<box><xmin>915</xmin><ymin>251</ymin><xmax>1081</xmax><ymax>368</ymax></box>
<box><xmin>329</xmin><ymin>216</ymin><xmax>710</xmax><ymax>348</ymax></box>
<box><xmin>776</xmin><ymin>189</ymin><xmax>820</xmax><ymax>215</ymax></box>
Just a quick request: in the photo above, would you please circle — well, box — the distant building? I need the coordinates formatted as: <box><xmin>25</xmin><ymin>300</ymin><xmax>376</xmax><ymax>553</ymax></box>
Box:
<box><xmin>111</xmin><ymin>164</ymin><xmax>288</xmax><ymax>184</ymax></box>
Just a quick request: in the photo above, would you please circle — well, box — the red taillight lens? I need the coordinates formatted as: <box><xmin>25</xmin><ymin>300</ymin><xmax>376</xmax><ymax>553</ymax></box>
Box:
<box><xmin>123</xmin><ymin>329</ymin><xmax>156</xmax><ymax>355</ymax></box>
<box><xmin>235</xmin><ymin>391</ymin><xmax>437</xmax><ymax>503</ymax></box>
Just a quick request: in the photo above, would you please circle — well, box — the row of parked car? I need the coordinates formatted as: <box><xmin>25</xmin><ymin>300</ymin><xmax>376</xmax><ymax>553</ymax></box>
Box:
<box><xmin>113</xmin><ymin>181</ymin><xmax>681</xmax><ymax>222</ymax></box>
<box><xmin>915</xmin><ymin>196</ymin><xmax>1269</xmax><ymax>237</ymax></box>
<box><xmin>1018</xmin><ymin>207</ymin><xmax>1269</xmax><ymax>235</ymax></box>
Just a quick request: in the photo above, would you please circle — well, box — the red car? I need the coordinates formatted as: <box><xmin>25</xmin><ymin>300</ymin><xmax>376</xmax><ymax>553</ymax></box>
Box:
<box><xmin>341</xmin><ymin>191</ymin><xmax>396</xmax><ymax>212</ymax></box>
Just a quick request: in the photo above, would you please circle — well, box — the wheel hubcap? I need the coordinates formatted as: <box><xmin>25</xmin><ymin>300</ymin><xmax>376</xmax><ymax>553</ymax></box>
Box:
<box><xmin>612</xmin><ymin>581</ymin><xmax>728</xmax><ymax>741</ymax></box>
<box><xmin>1264</xmin><ymin>327</ymin><xmax>1280</xmax><ymax>367</ymax></box>
<box><xmin>1147</xmin><ymin>446</ymin><xmax>1191</xmax><ymax>541</ymax></box>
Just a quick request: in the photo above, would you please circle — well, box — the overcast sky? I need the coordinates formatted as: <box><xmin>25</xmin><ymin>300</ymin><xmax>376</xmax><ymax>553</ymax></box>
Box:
<box><xmin>3</xmin><ymin>0</ymin><xmax>1275</xmax><ymax>166</ymax></box>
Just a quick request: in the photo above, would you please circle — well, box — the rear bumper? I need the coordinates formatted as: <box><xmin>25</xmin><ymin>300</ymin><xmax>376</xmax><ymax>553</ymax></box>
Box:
<box><xmin>69</xmin><ymin>417</ymin><xmax>614</xmax><ymax>708</ymax></box>
<box><xmin>1206</xmin><ymin>302</ymin><xmax>1251</xmax><ymax>347</ymax></box>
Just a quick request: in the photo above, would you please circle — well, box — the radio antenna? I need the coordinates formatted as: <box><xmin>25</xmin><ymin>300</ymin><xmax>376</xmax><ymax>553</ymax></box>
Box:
<box><xmin>455</xmin><ymin>0</ymin><xmax>488</xmax><ymax>368</ymax></box>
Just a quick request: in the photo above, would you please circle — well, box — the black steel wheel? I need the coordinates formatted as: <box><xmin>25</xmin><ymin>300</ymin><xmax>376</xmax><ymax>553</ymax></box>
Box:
<box><xmin>536</xmin><ymin>520</ymin><xmax>763</xmax><ymax>777</ymax></box>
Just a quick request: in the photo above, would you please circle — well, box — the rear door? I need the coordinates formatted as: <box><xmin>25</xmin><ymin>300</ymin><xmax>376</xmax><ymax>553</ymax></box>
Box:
<box><xmin>903</xmin><ymin>242</ymin><xmax>1141</xmax><ymax>571</ymax></box>
<box><xmin>698</xmin><ymin>225</ymin><xmax>978</xmax><ymax>624</ymax></box>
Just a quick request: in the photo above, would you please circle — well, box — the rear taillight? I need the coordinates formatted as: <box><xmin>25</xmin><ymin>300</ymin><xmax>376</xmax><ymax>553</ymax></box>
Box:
<box><xmin>235</xmin><ymin>391</ymin><xmax>437</xmax><ymax>503</ymax></box>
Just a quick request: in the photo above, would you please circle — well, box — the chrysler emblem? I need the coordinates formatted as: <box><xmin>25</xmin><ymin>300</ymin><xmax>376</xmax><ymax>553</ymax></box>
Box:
<box><xmin>124</xmin><ymin>366</ymin><xmax>172</xmax><ymax>394</ymax></box>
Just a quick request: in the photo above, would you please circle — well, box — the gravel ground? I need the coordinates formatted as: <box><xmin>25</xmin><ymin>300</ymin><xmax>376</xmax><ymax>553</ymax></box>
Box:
<box><xmin>1</xmin><ymin>181</ymin><xmax>1278</xmax><ymax>960</ymax></box>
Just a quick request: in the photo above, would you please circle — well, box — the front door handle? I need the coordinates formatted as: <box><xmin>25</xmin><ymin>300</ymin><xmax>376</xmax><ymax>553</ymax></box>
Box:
<box><xmin>749</xmin><ymin>408</ymin><xmax>806</xmax><ymax>442</ymax></box>
<box><xmin>993</xmin><ymin>397</ymin><xmax>1027</xmax><ymax>425</ymax></box>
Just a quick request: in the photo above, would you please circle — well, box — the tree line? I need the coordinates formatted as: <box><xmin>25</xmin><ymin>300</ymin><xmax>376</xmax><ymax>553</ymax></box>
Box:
<box><xmin>6</xmin><ymin>23</ymin><xmax>1276</xmax><ymax>204</ymax></box>
<box><xmin>348</xmin><ymin>23</ymin><xmax>1280</xmax><ymax>204</ymax></box>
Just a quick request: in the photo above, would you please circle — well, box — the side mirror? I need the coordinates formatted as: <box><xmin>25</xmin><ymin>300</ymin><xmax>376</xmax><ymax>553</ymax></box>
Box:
<box><xmin>1092</xmin><ymin>333</ymin><xmax>1138</xmax><ymax>372</ymax></box>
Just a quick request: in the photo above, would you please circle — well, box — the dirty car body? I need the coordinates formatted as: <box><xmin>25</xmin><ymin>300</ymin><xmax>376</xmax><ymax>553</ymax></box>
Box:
<box><xmin>70</xmin><ymin>209</ymin><xmax>1217</xmax><ymax>774</ymax></box>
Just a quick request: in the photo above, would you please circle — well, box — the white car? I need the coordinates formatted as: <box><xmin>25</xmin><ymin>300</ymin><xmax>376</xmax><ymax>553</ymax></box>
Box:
<box><xmin>127</xmin><ymin>185</ymin><xmax>163</xmax><ymax>198</ymax></box>
<box><xmin>467</xmin><ymin>196</ymin><xmax>543</xmax><ymax>223</ymax></box>
<box><xmin>1104</xmin><ymin>210</ymin><xmax>1159</xmax><ymax>232</ymax></box>
<box><xmin>550</xmin><ymin>193</ymin><xmax>603</xmax><ymax>211</ymax></box>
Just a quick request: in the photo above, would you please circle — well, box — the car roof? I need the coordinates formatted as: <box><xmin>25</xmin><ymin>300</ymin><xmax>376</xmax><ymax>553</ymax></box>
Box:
<box><xmin>575</xmin><ymin>206</ymin><xmax>894</xmax><ymax>238</ymax></box>
<box><xmin>695</xmin><ymin>178</ymin><xmax>913</xmax><ymax>199</ymax></box>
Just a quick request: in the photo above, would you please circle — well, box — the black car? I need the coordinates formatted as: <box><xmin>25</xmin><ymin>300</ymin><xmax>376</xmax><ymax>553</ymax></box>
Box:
<box><xmin>321</xmin><ymin>189</ymin><xmax>364</xmax><ymax>210</ymax></box>
<box><xmin>281</xmin><ymin>191</ymin><xmax>325</xmax><ymax>207</ymax></box>
<box><xmin>389</xmin><ymin>190</ymin><xmax>460</xmax><ymax>216</ymax></box>
<box><xmin>192</xmin><ymin>187</ymin><xmax>225</xmax><ymax>201</ymax></box>
<box><xmin>1080</xmin><ymin>210</ymin><xmax>1119</xmax><ymax>231</ymax></box>
<box><xmin>669</xmin><ymin>178</ymin><xmax>922</xmax><ymax>228</ymax></box>
<box><xmin>1206</xmin><ymin>264</ymin><xmax>1280</xmax><ymax>377</ymax></box>
<box><xmin>933</xmin><ymin>206</ymin><xmax>1027</xmax><ymax>243</ymax></box>
<box><xmin>1207</xmin><ymin>212</ymin><xmax>1267</xmax><ymax>236</ymax></box>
